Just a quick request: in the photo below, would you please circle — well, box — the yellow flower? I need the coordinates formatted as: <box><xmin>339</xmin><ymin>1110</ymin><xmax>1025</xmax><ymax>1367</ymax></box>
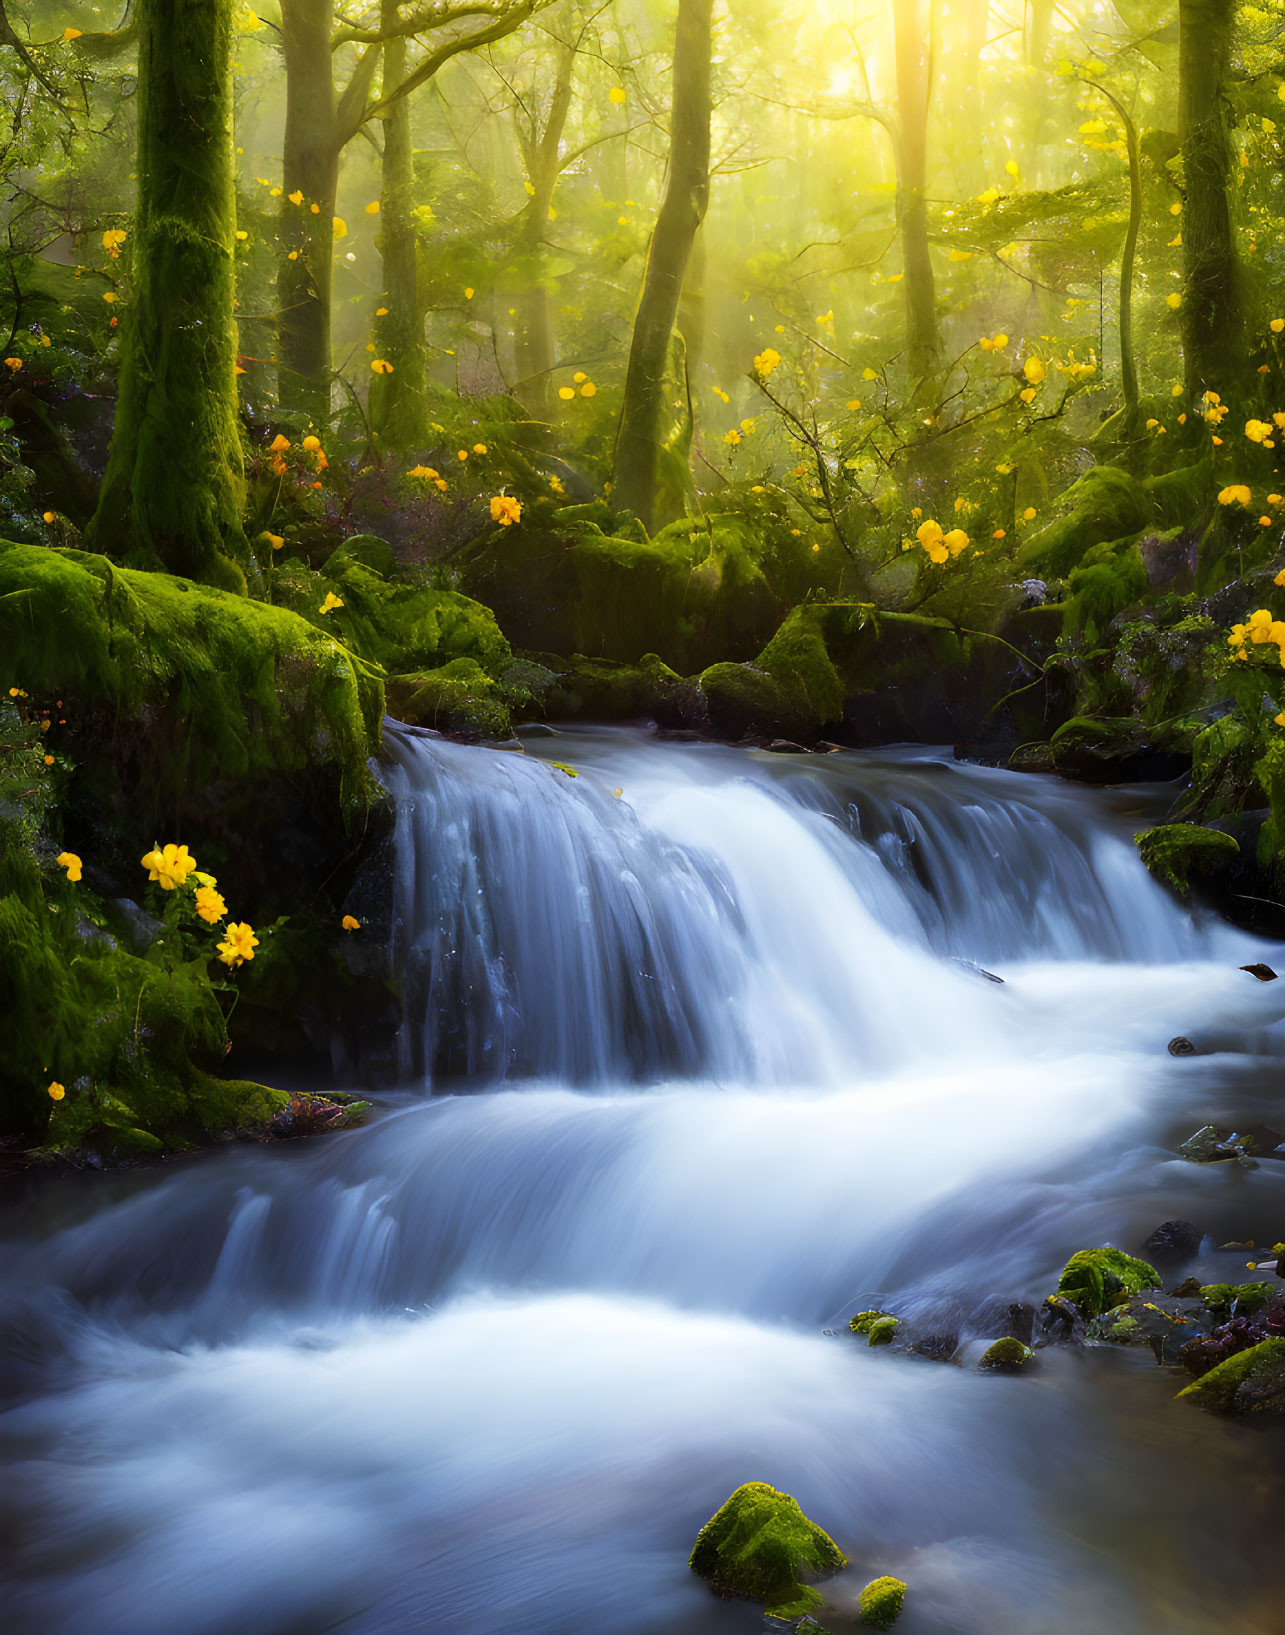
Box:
<box><xmin>580</xmin><ymin>382</ymin><xmax>596</xmax><ymax>397</ymax></box>
<box><xmin>216</xmin><ymin>922</ymin><xmax>259</xmax><ymax>967</ymax></box>
<box><xmin>409</xmin><ymin>465</ymin><xmax>439</xmax><ymax>479</ymax></box>
<box><xmin>43</xmin><ymin>511</ymin><xmax>56</xmax><ymax>523</ymax></box>
<box><xmin>270</xmin><ymin>433</ymin><xmax>291</xmax><ymax>453</ymax></box>
<box><xmin>342</xmin><ymin>914</ymin><xmax>361</xmax><ymax>931</ymax></box>
<box><xmin>558</xmin><ymin>386</ymin><xmax>575</xmax><ymax>400</ymax></box>
<box><xmin>56</xmin><ymin>851</ymin><xmax>82</xmax><ymax>882</ymax></box>
<box><xmin>371</xmin><ymin>358</ymin><xmax>393</xmax><ymax>374</ymax></box>
<box><xmin>846</xmin><ymin>399</ymin><xmax>862</xmax><ymax>410</ymax></box>
<box><xmin>1218</xmin><ymin>484</ymin><xmax>1252</xmax><ymax>506</ymax></box>
<box><xmin>917</xmin><ymin>519</ymin><xmax>944</xmax><ymax>547</ymax></box>
<box><xmin>609</xmin><ymin>86</ymin><xmax>627</xmax><ymax>104</ymax></box>
<box><xmin>1246</xmin><ymin>419</ymin><xmax>1273</xmax><ymax>444</ymax></box>
<box><xmin>142</xmin><ymin>843</ymin><xmax>197</xmax><ymax>891</ymax></box>
<box><xmin>319</xmin><ymin>592</ymin><xmax>344</xmax><ymax>615</ymax></box>
<box><xmin>333</xmin><ymin>217</ymin><xmax>347</xmax><ymax>239</ymax></box>
<box><xmin>573</xmin><ymin>372</ymin><xmax>587</xmax><ymax>384</ymax></box>
<box><xmin>490</xmin><ymin>495</ymin><xmax>522</xmax><ymax>526</ymax></box>
<box><xmin>266</xmin><ymin>533</ymin><xmax>284</xmax><ymax>551</ymax></box>
<box><xmin>366</xmin><ymin>200</ymin><xmax>381</xmax><ymax>214</ymax></box>
<box><xmin>1170</xmin><ymin>201</ymin><xmax>1182</xmax><ymax>216</ymax></box>
<box><xmin>457</xmin><ymin>449</ymin><xmax>469</xmax><ymax>460</ymax></box>
<box><xmin>473</xmin><ymin>443</ymin><xmax>488</xmax><ymax>455</ymax></box>
<box><xmin>1022</xmin><ymin>506</ymin><xmax>1037</xmax><ymax>521</ymax></box>
<box><xmin>1022</xmin><ymin>357</ymin><xmax>1046</xmax><ymax>385</ymax></box>
<box><xmin>1166</xmin><ymin>292</ymin><xmax>1182</xmax><ymax>309</ymax></box>
<box><xmin>753</xmin><ymin>347</ymin><xmax>781</xmax><ymax>377</ymax></box>
<box><xmin>3</xmin><ymin>357</ymin><xmax>21</xmax><ymax>372</ymax></box>
<box><xmin>465</xmin><ymin>287</ymin><xmax>475</xmax><ymax>299</ymax></box>
<box><xmin>194</xmin><ymin>885</ymin><xmax>226</xmax><ymax>924</ymax></box>
<box><xmin>288</xmin><ymin>190</ymin><xmax>304</xmax><ymax>206</ymax></box>
<box><xmin>943</xmin><ymin>528</ymin><xmax>970</xmax><ymax>557</ymax></box>
<box><xmin>301</xmin><ymin>435</ymin><xmax>321</xmax><ymax>452</ymax></box>
<box><xmin>948</xmin><ymin>249</ymin><xmax>973</xmax><ymax>262</ymax></box>
<box><xmin>1019</xmin><ymin>387</ymin><xmax>1037</xmax><ymax>404</ymax></box>
<box><xmin>47</xmin><ymin>1081</ymin><xmax>65</xmax><ymax>1100</ymax></box>
<box><xmin>102</xmin><ymin>228</ymin><xmax>127</xmax><ymax>257</ymax></box>
<box><xmin>979</xmin><ymin>334</ymin><xmax>1009</xmax><ymax>352</ymax></box>
<box><xmin>724</xmin><ymin>429</ymin><xmax>742</xmax><ymax>446</ymax></box>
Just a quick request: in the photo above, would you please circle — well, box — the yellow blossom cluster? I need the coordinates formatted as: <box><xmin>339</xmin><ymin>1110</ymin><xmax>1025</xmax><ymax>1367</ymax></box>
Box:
<box><xmin>978</xmin><ymin>334</ymin><xmax>1009</xmax><ymax>352</ymax></box>
<box><xmin>490</xmin><ymin>495</ymin><xmax>522</xmax><ymax>526</ymax></box>
<box><xmin>1203</xmin><ymin>391</ymin><xmax>1229</xmax><ymax>426</ymax></box>
<box><xmin>559</xmin><ymin>372</ymin><xmax>597</xmax><ymax>400</ymax></box>
<box><xmin>409</xmin><ymin>464</ymin><xmax>449</xmax><ymax>492</ymax></box>
<box><xmin>910</xmin><ymin>518</ymin><xmax>970</xmax><ymax>565</ymax></box>
<box><xmin>1228</xmin><ymin>609</ymin><xmax>1285</xmax><ymax>665</ymax></box>
<box><xmin>753</xmin><ymin>347</ymin><xmax>781</xmax><ymax>377</ymax></box>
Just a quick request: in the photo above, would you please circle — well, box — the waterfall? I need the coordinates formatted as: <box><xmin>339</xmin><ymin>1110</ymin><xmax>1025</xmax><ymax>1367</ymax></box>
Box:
<box><xmin>4</xmin><ymin>728</ymin><xmax>1284</xmax><ymax>1635</ymax></box>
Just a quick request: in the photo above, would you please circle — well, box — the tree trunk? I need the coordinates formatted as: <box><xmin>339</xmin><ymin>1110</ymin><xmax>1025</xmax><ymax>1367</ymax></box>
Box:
<box><xmin>86</xmin><ymin>0</ymin><xmax>248</xmax><ymax>590</ymax></box>
<box><xmin>893</xmin><ymin>0</ymin><xmax>939</xmax><ymax>382</ymax></box>
<box><xmin>612</xmin><ymin>0</ymin><xmax>713</xmax><ymax>528</ymax></box>
<box><xmin>513</xmin><ymin>39</ymin><xmax>576</xmax><ymax>416</ymax></box>
<box><xmin>370</xmin><ymin>17</ymin><xmax>429</xmax><ymax>446</ymax></box>
<box><xmin>279</xmin><ymin>0</ymin><xmax>339</xmax><ymax>424</ymax></box>
<box><xmin>1178</xmin><ymin>0</ymin><xmax>1240</xmax><ymax>395</ymax></box>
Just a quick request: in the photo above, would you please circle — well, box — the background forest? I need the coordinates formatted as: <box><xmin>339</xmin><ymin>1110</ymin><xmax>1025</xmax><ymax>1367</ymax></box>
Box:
<box><xmin>4</xmin><ymin>0</ymin><xmax>1285</xmax><ymax>1154</ymax></box>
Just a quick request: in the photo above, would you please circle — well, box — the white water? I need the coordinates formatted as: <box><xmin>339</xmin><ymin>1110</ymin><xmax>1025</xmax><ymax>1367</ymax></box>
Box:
<box><xmin>3</xmin><ymin>728</ymin><xmax>1284</xmax><ymax>1634</ymax></box>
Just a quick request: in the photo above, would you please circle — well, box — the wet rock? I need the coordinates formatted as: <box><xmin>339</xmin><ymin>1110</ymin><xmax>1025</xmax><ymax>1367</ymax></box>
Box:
<box><xmin>1167</xmin><ymin>1036</ymin><xmax>1196</xmax><ymax>1057</ymax></box>
<box><xmin>1170</xmin><ymin>1277</ymin><xmax>1203</xmax><ymax>1298</ymax></box>
<box><xmin>261</xmin><ymin>1093</ymin><xmax>371</xmax><ymax>1140</ymax></box>
<box><xmin>690</xmin><ymin>1481</ymin><xmax>846</xmax><ymax>1620</ymax></box>
<box><xmin>1178</xmin><ymin>1124</ymin><xmax>1284</xmax><ymax>1164</ymax></box>
<box><xmin>765</xmin><ymin>739</ymin><xmax>810</xmax><ymax>754</ymax></box>
<box><xmin>979</xmin><ymin>1337</ymin><xmax>1033</xmax><ymax>1370</ymax></box>
<box><xmin>849</xmin><ymin>1310</ymin><xmax>899</xmax><ymax>1345</ymax></box>
<box><xmin>1085</xmin><ymin>1294</ymin><xmax>1209</xmax><ymax>1364</ymax></box>
<box><xmin>1039</xmin><ymin>1294</ymin><xmax>1086</xmax><ymax>1344</ymax></box>
<box><xmin>1144</xmin><ymin>1219</ymin><xmax>1204</xmax><ymax>1260</ymax></box>
<box><xmin>908</xmin><ymin>1333</ymin><xmax>958</xmax><ymax>1362</ymax></box>
<box><xmin>1055</xmin><ymin>1247</ymin><xmax>1161</xmax><ymax>1318</ymax></box>
<box><xmin>1178</xmin><ymin>1337</ymin><xmax>1285</xmax><ymax>1416</ymax></box>
<box><xmin>971</xmin><ymin>1299</ymin><xmax>1036</xmax><ymax>1345</ymax></box>
<box><xmin>1239</xmin><ymin>963</ymin><xmax>1278</xmax><ymax>982</ymax></box>
<box><xmin>858</xmin><ymin>1575</ymin><xmax>907</xmax><ymax>1630</ymax></box>
<box><xmin>1007</xmin><ymin>741</ymin><xmax>1056</xmax><ymax>775</ymax></box>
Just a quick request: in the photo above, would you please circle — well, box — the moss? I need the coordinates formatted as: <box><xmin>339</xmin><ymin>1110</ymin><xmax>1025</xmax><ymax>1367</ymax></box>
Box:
<box><xmin>0</xmin><ymin>541</ymin><xmax>382</xmax><ymax>809</ymax></box>
<box><xmin>1136</xmin><ymin>824</ymin><xmax>1240</xmax><ymax>897</ymax></box>
<box><xmin>84</xmin><ymin>0</ymin><xmax>248</xmax><ymax>590</ymax></box>
<box><xmin>535</xmin><ymin>651</ymin><xmax>700</xmax><ymax>724</ymax></box>
<box><xmin>1056</xmin><ymin>1247</ymin><xmax>1161</xmax><ymax>1318</ymax></box>
<box><xmin>979</xmin><ymin>1336</ymin><xmax>1033</xmax><ymax>1369</ymax></box>
<box><xmin>689</xmin><ymin>1481</ymin><xmax>847</xmax><ymax>1619</ymax></box>
<box><xmin>385</xmin><ymin>659</ymin><xmax>514</xmax><ymax>740</ymax></box>
<box><xmin>1017</xmin><ymin>466</ymin><xmax>1152</xmax><ymax>579</ymax></box>
<box><xmin>1199</xmin><ymin>1282</ymin><xmax>1273</xmax><ymax>1316</ymax></box>
<box><xmin>858</xmin><ymin>1575</ymin><xmax>907</xmax><ymax>1631</ymax></box>
<box><xmin>1063</xmin><ymin>540</ymin><xmax>1149</xmax><ymax>641</ymax></box>
<box><xmin>866</xmin><ymin>1316</ymin><xmax>900</xmax><ymax>1347</ymax></box>
<box><xmin>1177</xmin><ymin>1337</ymin><xmax>1285</xmax><ymax>1416</ymax></box>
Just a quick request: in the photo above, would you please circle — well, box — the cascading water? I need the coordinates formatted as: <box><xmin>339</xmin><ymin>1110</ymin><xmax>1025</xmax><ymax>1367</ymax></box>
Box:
<box><xmin>3</xmin><ymin>727</ymin><xmax>1285</xmax><ymax>1635</ymax></box>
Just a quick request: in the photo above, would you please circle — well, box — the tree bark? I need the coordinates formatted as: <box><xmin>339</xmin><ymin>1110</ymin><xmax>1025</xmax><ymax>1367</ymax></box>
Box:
<box><xmin>370</xmin><ymin>13</ymin><xmax>429</xmax><ymax>446</ymax></box>
<box><xmin>1178</xmin><ymin>0</ymin><xmax>1240</xmax><ymax>395</ymax></box>
<box><xmin>86</xmin><ymin>0</ymin><xmax>248</xmax><ymax>590</ymax></box>
<box><xmin>513</xmin><ymin>38</ymin><xmax>576</xmax><ymax>415</ymax></box>
<box><xmin>893</xmin><ymin>0</ymin><xmax>939</xmax><ymax>382</ymax></box>
<box><xmin>612</xmin><ymin>0</ymin><xmax>713</xmax><ymax>528</ymax></box>
<box><xmin>278</xmin><ymin>0</ymin><xmax>339</xmax><ymax>424</ymax></box>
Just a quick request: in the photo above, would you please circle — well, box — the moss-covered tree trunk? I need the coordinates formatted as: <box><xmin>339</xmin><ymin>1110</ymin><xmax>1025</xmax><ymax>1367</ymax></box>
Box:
<box><xmin>893</xmin><ymin>0</ymin><xmax>939</xmax><ymax>382</ymax></box>
<box><xmin>86</xmin><ymin>0</ymin><xmax>248</xmax><ymax>591</ymax></box>
<box><xmin>279</xmin><ymin>0</ymin><xmax>339</xmax><ymax>424</ymax></box>
<box><xmin>611</xmin><ymin>0</ymin><xmax>713</xmax><ymax>528</ymax></box>
<box><xmin>370</xmin><ymin>19</ymin><xmax>429</xmax><ymax>446</ymax></box>
<box><xmin>513</xmin><ymin>40</ymin><xmax>576</xmax><ymax>415</ymax></box>
<box><xmin>1179</xmin><ymin>0</ymin><xmax>1240</xmax><ymax>395</ymax></box>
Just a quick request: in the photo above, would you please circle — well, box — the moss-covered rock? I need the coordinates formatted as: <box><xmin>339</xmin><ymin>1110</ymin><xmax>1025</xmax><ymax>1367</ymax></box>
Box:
<box><xmin>1056</xmin><ymin>1247</ymin><xmax>1161</xmax><ymax>1318</ymax></box>
<box><xmin>1177</xmin><ymin>1337</ymin><xmax>1285</xmax><ymax>1416</ymax></box>
<box><xmin>1199</xmin><ymin>1282</ymin><xmax>1273</xmax><ymax>1317</ymax></box>
<box><xmin>532</xmin><ymin>651</ymin><xmax>703</xmax><ymax>726</ymax></box>
<box><xmin>1136</xmin><ymin>823</ymin><xmax>1240</xmax><ymax>897</ymax></box>
<box><xmin>979</xmin><ymin>1336</ymin><xmax>1033</xmax><ymax>1369</ymax></box>
<box><xmin>849</xmin><ymin>1310</ymin><xmax>896</xmax><ymax>1337</ymax></box>
<box><xmin>858</xmin><ymin>1575</ymin><xmax>907</xmax><ymax>1630</ymax></box>
<box><xmin>1017</xmin><ymin>466</ymin><xmax>1152</xmax><ymax>579</ymax></box>
<box><xmin>689</xmin><ymin>1481</ymin><xmax>847</xmax><ymax>1619</ymax></box>
<box><xmin>0</xmin><ymin>540</ymin><xmax>382</xmax><ymax>806</ymax></box>
<box><xmin>386</xmin><ymin>659</ymin><xmax>514</xmax><ymax>740</ymax></box>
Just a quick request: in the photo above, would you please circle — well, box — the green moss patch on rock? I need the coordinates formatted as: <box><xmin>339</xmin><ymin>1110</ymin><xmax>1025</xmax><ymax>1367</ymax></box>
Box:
<box><xmin>1136</xmin><ymin>824</ymin><xmax>1240</xmax><ymax>897</ymax></box>
<box><xmin>0</xmin><ymin>540</ymin><xmax>383</xmax><ymax>807</ymax></box>
<box><xmin>1177</xmin><ymin>1337</ymin><xmax>1285</xmax><ymax>1416</ymax></box>
<box><xmin>386</xmin><ymin>659</ymin><xmax>515</xmax><ymax>740</ymax></box>
<box><xmin>1056</xmin><ymin>1247</ymin><xmax>1161</xmax><ymax>1318</ymax></box>
<box><xmin>689</xmin><ymin>1480</ymin><xmax>847</xmax><ymax>1619</ymax></box>
<box><xmin>1017</xmin><ymin>466</ymin><xmax>1152</xmax><ymax>579</ymax></box>
<box><xmin>979</xmin><ymin>1336</ymin><xmax>1033</xmax><ymax>1369</ymax></box>
<box><xmin>858</xmin><ymin>1574</ymin><xmax>907</xmax><ymax>1630</ymax></box>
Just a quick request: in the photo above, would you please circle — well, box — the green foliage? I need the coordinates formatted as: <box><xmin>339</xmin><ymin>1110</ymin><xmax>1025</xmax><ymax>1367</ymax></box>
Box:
<box><xmin>1056</xmin><ymin>1247</ymin><xmax>1161</xmax><ymax>1317</ymax></box>
<box><xmin>858</xmin><ymin>1575</ymin><xmax>907</xmax><ymax>1631</ymax></box>
<box><xmin>689</xmin><ymin>1481</ymin><xmax>847</xmax><ymax>1619</ymax></box>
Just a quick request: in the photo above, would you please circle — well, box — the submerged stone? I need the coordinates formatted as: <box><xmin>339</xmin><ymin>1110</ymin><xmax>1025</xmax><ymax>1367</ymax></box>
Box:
<box><xmin>689</xmin><ymin>1481</ymin><xmax>847</xmax><ymax>1619</ymax></box>
<box><xmin>849</xmin><ymin>1311</ymin><xmax>898</xmax><ymax>1345</ymax></box>
<box><xmin>1055</xmin><ymin>1247</ymin><xmax>1161</xmax><ymax>1318</ymax></box>
<box><xmin>1143</xmin><ymin>1219</ymin><xmax>1204</xmax><ymax>1260</ymax></box>
<box><xmin>858</xmin><ymin>1574</ymin><xmax>907</xmax><ymax>1629</ymax></box>
<box><xmin>978</xmin><ymin>1337</ymin><xmax>1033</xmax><ymax>1370</ymax></box>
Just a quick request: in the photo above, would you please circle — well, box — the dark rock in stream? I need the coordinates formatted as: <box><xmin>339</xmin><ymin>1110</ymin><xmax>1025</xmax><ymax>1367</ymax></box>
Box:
<box><xmin>1178</xmin><ymin>1124</ymin><xmax>1285</xmax><ymax>1164</ymax></box>
<box><xmin>908</xmin><ymin>1333</ymin><xmax>959</xmax><ymax>1362</ymax></box>
<box><xmin>971</xmin><ymin>1297</ymin><xmax>1036</xmax><ymax>1346</ymax></box>
<box><xmin>1178</xmin><ymin>1337</ymin><xmax>1285</xmax><ymax>1416</ymax></box>
<box><xmin>1039</xmin><ymin>1295</ymin><xmax>1087</xmax><ymax>1345</ymax></box>
<box><xmin>1086</xmin><ymin>1294</ymin><xmax>1211</xmax><ymax>1365</ymax></box>
<box><xmin>1144</xmin><ymin>1219</ymin><xmax>1205</xmax><ymax>1260</ymax></box>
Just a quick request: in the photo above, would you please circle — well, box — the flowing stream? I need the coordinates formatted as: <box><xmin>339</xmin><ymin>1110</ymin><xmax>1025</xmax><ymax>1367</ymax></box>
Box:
<box><xmin>3</xmin><ymin>726</ymin><xmax>1285</xmax><ymax>1634</ymax></box>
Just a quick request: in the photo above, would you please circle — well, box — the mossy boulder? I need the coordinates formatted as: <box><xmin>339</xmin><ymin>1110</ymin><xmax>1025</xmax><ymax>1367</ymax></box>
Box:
<box><xmin>532</xmin><ymin>651</ymin><xmax>703</xmax><ymax>726</ymax></box>
<box><xmin>1049</xmin><ymin>717</ymin><xmax>1187</xmax><ymax>784</ymax></box>
<box><xmin>689</xmin><ymin>1481</ymin><xmax>847</xmax><ymax>1619</ymax></box>
<box><xmin>858</xmin><ymin>1575</ymin><xmax>907</xmax><ymax>1630</ymax></box>
<box><xmin>1136</xmin><ymin>824</ymin><xmax>1240</xmax><ymax>897</ymax></box>
<box><xmin>0</xmin><ymin>540</ymin><xmax>382</xmax><ymax>806</ymax></box>
<box><xmin>1199</xmin><ymin>1282</ymin><xmax>1273</xmax><ymax>1317</ymax></box>
<box><xmin>1177</xmin><ymin>1337</ymin><xmax>1285</xmax><ymax>1416</ymax></box>
<box><xmin>385</xmin><ymin>659</ymin><xmax>514</xmax><ymax>740</ymax></box>
<box><xmin>849</xmin><ymin>1310</ymin><xmax>899</xmax><ymax>1346</ymax></box>
<box><xmin>1056</xmin><ymin>1247</ymin><xmax>1161</xmax><ymax>1318</ymax></box>
<box><xmin>1017</xmin><ymin>466</ymin><xmax>1152</xmax><ymax>579</ymax></box>
<box><xmin>979</xmin><ymin>1336</ymin><xmax>1033</xmax><ymax>1370</ymax></box>
<box><xmin>1085</xmin><ymin>1294</ymin><xmax>1210</xmax><ymax>1362</ymax></box>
